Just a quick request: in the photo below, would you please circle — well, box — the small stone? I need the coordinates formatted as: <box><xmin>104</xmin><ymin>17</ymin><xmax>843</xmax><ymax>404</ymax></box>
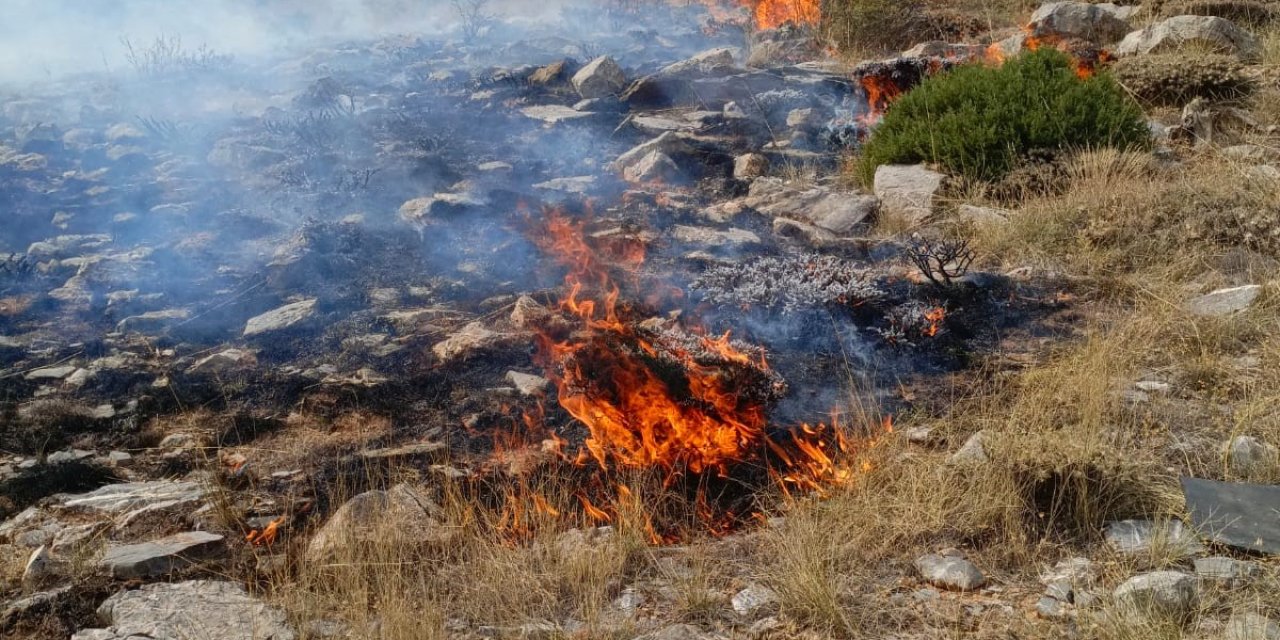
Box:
<box><xmin>1187</xmin><ymin>285</ymin><xmax>1262</xmax><ymax>317</ymax></box>
<box><xmin>1225</xmin><ymin>435</ymin><xmax>1278</xmax><ymax>477</ymax></box>
<box><xmin>731</xmin><ymin>584</ymin><xmax>779</xmax><ymax>617</ymax></box>
<box><xmin>1036</xmin><ymin>596</ymin><xmax>1068</xmax><ymax>620</ymax></box>
<box><xmin>244</xmin><ymin>299</ymin><xmax>318</xmax><ymax>337</ymax></box>
<box><xmin>1105</xmin><ymin>519</ymin><xmax>1204</xmax><ymax>557</ymax></box>
<box><xmin>511</xmin><ymin>296</ymin><xmax>550</xmax><ymax>328</ymax></box>
<box><xmin>949</xmin><ymin>431</ymin><xmax>989</xmax><ymax>464</ymax></box>
<box><xmin>915</xmin><ymin>553</ymin><xmax>986</xmax><ymax>591</ymax></box>
<box><xmin>623</xmin><ymin>150</ymin><xmax>681</xmax><ymax>183</ymax></box>
<box><xmin>733</xmin><ymin>153</ymin><xmax>768</xmax><ymax>179</ymax></box>
<box><xmin>571</xmin><ymin>56</ymin><xmax>626</xmax><ymax>99</ymax></box>
<box><xmin>505</xmin><ymin>371</ymin><xmax>549</xmax><ymax>396</ymax></box>
<box><xmin>1113</xmin><ymin>571</ymin><xmax>1198</xmax><ymax>618</ymax></box>
<box><xmin>874</xmin><ymin>164</ymin><xmax>945</xmax><ymax>224</ymax></box>
<box><xmin>614</xmin><ymin>588</ymin><xmax>646</xmax><ymax>613</ymax></box>
<box><xmin>107</xmin><ymin>451</ymin><xmax>132</xmax><ymax>465</ymax></box>
<box><xmin>671</xmin><ymin>225</ymin><xmax>761</xmax><ymax>248</ymax></box>
<box><xmin>432</xmin><ymin>322</ymin><xmax>517</xmax><ymax>363</ymax></box>
<box><xmin>1225</xmin><ymin>612</ymin><xmax>1280</xmax><ymax>640</ymax></box>
<box><xmin>1194</xmin><ymin>556</ymin><xmax>1260</xmax><ymax>588</ymax></box>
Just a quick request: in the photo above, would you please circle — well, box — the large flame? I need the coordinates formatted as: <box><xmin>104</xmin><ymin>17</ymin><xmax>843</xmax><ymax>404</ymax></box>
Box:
<box><xmin>748</xmin><ymin>0</ymin><xmax>820</xmax><ymax>30</ymax></box>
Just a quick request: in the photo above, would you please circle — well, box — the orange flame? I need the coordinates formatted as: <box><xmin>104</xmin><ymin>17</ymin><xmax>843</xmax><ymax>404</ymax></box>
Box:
<box><xmin>245</xmin><ymin>516</ymin><xmax>285</xmax><ymax>547</ymax></box>
<box><xmin>923</xmin><ymin>307</ymin><xmax>946</xmax><ymax>338</ymax></box>
<box><xmin>747</xmin><ymin>0</ymin><xmax>819</xmax><ymax>30</ymax></box>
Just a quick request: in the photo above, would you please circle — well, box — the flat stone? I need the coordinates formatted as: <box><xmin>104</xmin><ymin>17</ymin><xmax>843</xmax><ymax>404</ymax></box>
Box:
<box><xmin>1104</xmin><ymin>519</ymin><xmax>1204</xmax><ymax>556</ymax></box>
<box><xmin>520</xmin><ymin>105</ymin><xmax>599</xmax><ymax>125</ymax></box>
<box><xmin>243</xmin><ymin>299</ymin><xmax>318</xmax><ymax>337</ymax></box>
<box><xmin>188</xmin><ymin>348</ymin><xmax>258</xmax><ymax>375</ymax></box>
<box><xmin>1113</xmin><ymin>571</ymin><xmax>1198</xmax><ymax>618</ymax></box>
<box><xmin>633</xmin><ymin>624</ymin><xmax>723</xmax><ymax>640</ymax></box>
<box><xmin>671</xmin><ymin>225</ymin><xmax>761</xmax><ymax>248</ymax></box>
<box><xmin>956</xmin><ymin>204</ymin><xmax>1009</xmax><ymax>225</ymax></box>
<box><xmin>506</xmin><ymin>371</ymin><xmax>549</xmax><ymax>396</ymax></box>
<box><xmin>24</xmin><ymin>365</ymin><xmax>78</xmax><ymax>381</ymax></box>
<box><xmin>101</xmin><ymin>531</ymin><xmax>224</xmax><ymax>579</ymax></box>
<box><xmin>1183</xmin><ymin>477</ymin><xmax>1280</xmax><ymax>554</ymax></box>
<box><xmin>532</xmin><ymin>176</ymin><xmax>597</xmax><ymax>194</ymax></box>
<box><xmin>80</xmin><ymin>580</ymin><xmax>295</xmax><ymax>640</ymax></box>
<box><xmin>1116</xmin><ymin>15</ymin><xmax>1261</xmax><ymax>60</ymax></box>
<box><xmin>915</xmin><ymin>554</ymin><xmax>986</xmax><ymax>591</ymax></box>
<box><xmin>772</xmin><ymin>218</ymin><xmax>837</xmax><ymax>246</ymax></box>
<box><xmin>432</xmin><ymin>322</ymin><xmax>519</xmax><ymax>363</ymax></box>
<box><xmin>57</xmin><ymin>480</ymin><xmax>206</xmax><ymax>531</ymax></box>
<box><xmin>1194</xmin><ymin>556</ymin><xmax>1260</xmax><ymax>587</ymax></box>
<box><xmin>1187</xmin><ymin>285</ymin><xmax>1262</xmax><ymax>317</ymax></box>
<box><xmin>115</xmin><ymin>309</ymin><xmax>191</xmax><ymax>333</ymax></box>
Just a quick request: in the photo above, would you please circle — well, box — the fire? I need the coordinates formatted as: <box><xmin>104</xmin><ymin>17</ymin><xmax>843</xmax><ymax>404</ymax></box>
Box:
<box><xmin>245</xmin><ymin>516</ymin><xmax>285</xmax><ymax>547</ymax></box>
<box><xmin>923</xmin><ymin>307</ymin><xmax>945</xmax><ymax>338</ymax></box>
<box><xmin>859</xmin><ymin>74</ymin><xmax>906</xmax><ymax>124</ymax></box>
<box><xmin>748</xmin><ymin>0</ymin><xmax>820</xmax><ymax>30</ymax></box>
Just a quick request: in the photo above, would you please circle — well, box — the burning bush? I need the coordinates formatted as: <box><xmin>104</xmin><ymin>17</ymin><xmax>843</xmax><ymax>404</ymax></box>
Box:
<box><xmin>690</xmin><ymin>253</ymin><xmax>884</xmax><ymax>312</ymax></box>
<box><xmin>820</xmin><ymin>0</ymin><xmax>932</xmax><ymax>56</ymax></box>
<box><xmin>858</xmin><ymin>48</ymin><xmax>1150</xmax><ymax>183</ymax></box>
<box><xmin>1112</xmin><ymin>53</ymin><xmax>1255</xmax><ymax>106</ymax></box>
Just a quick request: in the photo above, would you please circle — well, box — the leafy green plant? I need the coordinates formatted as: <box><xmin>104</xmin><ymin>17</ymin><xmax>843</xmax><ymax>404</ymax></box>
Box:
<box><xmin>858</xmin><ymin>49</ymin><xmax>1151</xmax><ymax>183</ymax></box>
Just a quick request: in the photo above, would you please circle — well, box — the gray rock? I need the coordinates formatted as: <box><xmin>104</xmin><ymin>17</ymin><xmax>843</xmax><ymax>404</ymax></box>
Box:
<box><xmin>1226</xmin><ymin>613</ymin><xmax>1280</xmax><ymax>640</ymax></box>
<box><xmin>1105</xmin><ymin>519</ymin><xmax>1204</xmax><ymax>557</ymax></box>
<box><xmin>772</xmin><ymin>218</ymin><xmax>838</xmax><ymax>246</ymax></box>
<box><xmin>740</xmin><ymin>177</ymin><xmax>878</xmax><ymax>233</ymax></box>
<box><xmin>1226</xmin><ymin>435</ymin><xmax>1278</xmax><ymax>477</ymax></box>
<box><xmin>949</xmin><ymin>431</ymin><xmax>989</xmax><ymax>464</ymax></box>
<box><xmin>21</xmin><ymin>545</ymin><xmax>56</xmax><ymax>588</ymax></box>
<box><xmin>572</xmin><ymin>56</ymin><xmax>626</xmax><ymax>99</ymax></box>
<box><xmin>1187</xmin><ymin>285</ymin><xmax>1262</xmax><ymax>317</ymax></box>
<box><xmin>24</xmin><ymin>365</ymin><xmax>78</xmax><ymax>381</ymax></box>
<box><xmin>115</xmin><ymin>309</ymin><xmax>191</xmax><ymax>334</ymax></box>
<box><xmin>511</xmin><ymin>296</ymin><xmax>551</xmax><ymax>328</ymax></box>
<box><xmin>915</xmin><ymin>554</ymin><xmax>986</xmax><ymax>591</ymax></box>
<box><xmin>657</xmin><ymin>48</ymin><xmax>739</xmax><ymax>79</ymax></box>
<box><xmin>1028</xmin><ymin>2</ymin><xmax>1132</xmax><ymax>43</ymax></box>
<box><xmin>1040</xmin><ymin>557</ymin><xmax>1096</xmax><ymax>603</ymax></box>
<box><xmin>956</xmin><ymin>204</ymin><xmax>1009</xmax><ymax>225</ymax></box>
<box><xmin>874</xmin><ymin>164</ymin><xmax>945</xmax><ymax>224</ymax></box>
<box><xmin>520</xmin><ymin>104</ymin><xmax>600</xmax><ymax>125</ymax></box>
<box><xmin>1</xmin><ymin>586</ymin><xmax>71</xmax><ymax>627</ymax></box>
<box><xmin>671</xmin><ymin>225</ymin><xmax>761</xmax><ymax>248</ymax></box>
<box><xmin>1194</xmin><ymin>556</ymin><xmax>1260</xmax><ymax>587</ymax></box>
<box><xmin>623</xmin><ymin>150</ymin><xmax>682</xmax><ymax>183</ymax></box>
<box><xmin>306</xmin><ymin>484</ymin><xmax>454</xmax><ymax>562</ymax></box>
<box><xmin>1114</xmin><ymin>571</ymin><xmax>1198</xmax><ymax>618</ymax></box>
<box><xmin>188</xmin><ymin>348</ymin><xmax>258</xmax><ymax>375</ymax></box>
<box><xmin>532</xmin><ymin>175</ymin><xmax>597</xmax><ymax>194</ymax></box>
<box><xmin>57</xmin><ymin>480</ymin><xmax>207</xmax><ymax>531</ymax></box>
<box><xmin>101</xmin><ymin>531</ymin><xmax>224</xmax><ymax>578</ymax></box>
<box><xmin>243</xmin><ymin>299</ymin><xmax>318</xmax><ymax>337</ymax></box>
<box><xmin>432</xmin><ymin>322</ymin><xmax>518</xmax><ymax>363</ymax></box>
<box><xmin>81</xmin><ymin>580</ymin><xmax>295</xmax><ymax>640</ymax></box>
<box><xmin>614</xmin><ymin>132</ymin><xmax>693</xmax><ymax>177</ymax></box>
<box><xmin>731</xmin><ymin>584</ymin><xmax>779</xmax><ymax>617</ymax></box>
<box><xmin>614</xmin><ymin>588</ymin><xmax>646</xmax><ymax>613</ymax></box>
<box><xmin>1116</xmin><ymin>15</ymin><xmax>1261</xmax><ymax>60</ymax></box>
<box><xmin>505</xmin><ymin>371</ymin><xmax>549</xmax><ymax>396</ymax></box>
<box><xmin>1036</xmin><ymin>596</ymin><xmax>1068</xmax><ymax>619</ymax></box>
<box><xmin>733</xmin><ymin>153</ymin><xmax>769</xmax><ymax>179</ymax></box>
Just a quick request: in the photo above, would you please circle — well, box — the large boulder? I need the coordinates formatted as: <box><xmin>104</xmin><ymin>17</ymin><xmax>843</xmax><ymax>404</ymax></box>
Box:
<box><xmin>874</xmin><ymin>164</ymin><xmax>945</xmax><ymax>224</ymax></box>
<box><xmin>1028</xmin><ymin>2</ymin><xmax>1133</xmax><ymax>43</ymax></box>
<box><xmin>571</xmin><ymin>56</ymin><xmax>626</xmax><ymax>99</ymax></box>
<box><xmin>1116</xmin><ymin>16</ymin><xmax>1261</xmax><ymax>61</ymax></box>
<box><xmin>306</xmin><ymin>484</ymin><xmax>455</xmax><ymax>562</ymax></box>
<box><xmin>74</xmin><ymin>580</ymin><xmax>295</xmax><ymax>640</ymax></box>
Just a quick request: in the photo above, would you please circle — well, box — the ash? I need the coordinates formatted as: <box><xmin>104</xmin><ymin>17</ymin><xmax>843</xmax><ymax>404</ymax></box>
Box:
<box><xmin>690</xmin><ymin>253</ymin><xmax>884</xmax><ymax>312</ymax></box>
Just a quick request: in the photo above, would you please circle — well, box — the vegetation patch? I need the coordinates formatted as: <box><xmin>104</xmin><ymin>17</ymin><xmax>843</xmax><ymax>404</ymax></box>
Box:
<box><xmin>1113</xmin><ymin>53</ymin><xmax>1255</xmax><ymax>106</ymax></box>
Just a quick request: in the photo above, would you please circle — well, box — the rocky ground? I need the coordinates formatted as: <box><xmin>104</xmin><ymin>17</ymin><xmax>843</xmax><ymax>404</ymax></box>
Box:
<box><xmin>2</xmin><ymin>1</ymin><xmax>1280</xmax><ymax>639</ymax></box>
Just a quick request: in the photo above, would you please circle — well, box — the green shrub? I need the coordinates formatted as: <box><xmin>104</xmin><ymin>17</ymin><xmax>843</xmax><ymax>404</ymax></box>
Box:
<box><xmin>858</xmin><ymin>49</ymin><xmax>1151</xmax><ymax>184</ymax></box>
<box><xmin>1113</xmin><ymin>53</ymin><xmax>1255</xmax><ymax>106</ymax></box>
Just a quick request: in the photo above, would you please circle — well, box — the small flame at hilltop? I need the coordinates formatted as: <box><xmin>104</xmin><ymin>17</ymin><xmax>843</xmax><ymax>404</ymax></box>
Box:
<box><xmin>747</xmin><ymin>0</ymin><xmax>820</xmax><ymax>30</ymax></box>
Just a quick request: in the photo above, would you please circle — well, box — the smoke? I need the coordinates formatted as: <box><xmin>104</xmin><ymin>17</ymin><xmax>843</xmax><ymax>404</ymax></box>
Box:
<box><xmin>0</xmin><ymin>0</ymin><xmax>585</xmax><ymax>84</ymax></box>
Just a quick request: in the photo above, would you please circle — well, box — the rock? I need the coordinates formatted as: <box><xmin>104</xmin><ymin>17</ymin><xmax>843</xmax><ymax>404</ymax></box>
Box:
<box><xmin>24</xmin><ymin>364</ymin><xmax>78</xmax><ymax>381</ymax></box>
<box><xmin>243</xmin><ymin>299</ymin><xmax>318</xmax><ymax>337</ymax></box>
<box><xmin>658</xmin><ymin>48</ymin><xmax>739</xmax><ymax>79</ymax></box>
<box><xmin>1226</xmin><ymin>613</ymin><xmax>1280</xmax><ymax>640</ymax></box>
<box><xmin>1105</xmin><ymin>519</ymin><xmax>1204</xmax><ymax>557</ymax></box>
<box><xmin>915</xmin><ymin>554</ymin><xmax>986</xmax><ymax>591</ymax></box>
<box><xmin>306</xmin><ymin>484</ymin><xmax>453</xmax><ymax>562</ymax></box>
<box><xmin>1195</xmin><ymin>556</ymin><xmax>1260</xmax><ymax>588</ymax></box>
<box><xmin>432</xmin><ymin>322</ymin><xmax>518</xmax><ymax>363</ymax></box>
<box><xmin>1036</xmin><ymin>596</ymin><xmax>1068</xmax><ymax>619</ymax></box>
<box><xmin>772</xmin><ymin>218</ymin><xmax>837</xmax><ymax>246</ymax></box>
<box><xmin>21</xmin><ymin>545</ymin><xmax>57</xmax><ymax>588</ymax></box>
<box><xmin>1225</xmin><ymin>435</ymin><xmax>1278</xmax><ymax>477</ymax></box>
<box><xmin>956</xmin><ymin>204</ymin><xmax>1009</xmax><ymax>225</ymax></box>
<box><xmin>506</xmin><ymin>371</ymin><xmax>549</xmax><ymax>396</ymax></box>
<box><xmin>671</xmin><ymin>225</ymin><xmax>761</xmax><ymax>248</ymax></box>
<box><xmin>532</xmin><ymin>175</ymin><xmax>598</xmax><ymax>194</ymax></box>
<box><xmin>1116</xmin><ymin>16</ymin><xmax>1261</xmax><ymax>61</ymax></box>
<box><xmin>614</xmin><ymin>588</ymin><xmax>646</xmax><ymax>613</ymax></box>
<box><xmin>101</xmin><ymin>531</ymin><xmax>224</xmax><ymax>579</ymax></box>
<box><xmin>614</xmin><ymin>132</ymin><xmax>693</xmax><ymax>177</ymax></box>
<box><xmin>786</xmin><ymin>107</ymin><xmax>820</xmax><ymax>130</ymax></box>
<box><xmin>78</xmin><ymin>580</ymin><xmax>295</xmax><ymax>640</ymax></box>
<box><xmin>733</xmin><ymin>153</ymin><xmax>769</xmax><ymax>179</ymax></box>
<box><xmin>520</xmin><ymin>104</ymin><xmax>600</xmax><ymax>125</ymax></box>
<box><xmin>511</xmin><ymin>296</ymin><xmax>551</xmax><ymax>328</ymax></box>
<box><xmin>1113</xmin><ymin>571</ymin><xmax>1198</xmax><ymax>618</ymax></box>
<box><xmin>188</xmin><ymin>348</ymin><xmax>258</xmax><ymax>375</ymax></box>
<box><xmin>874</xmin><ymin>164</ymin><xmax>945</xmax><ymax>224</ymax></box>
<box><xmin>623</xmin><ymin>150</ymin><xmax>682</xmax><ymax>183</ymax></box>
<box><xmin>633</xmin><ymin>624</ymin><xmax>723</xmax><ymax>640</ymax></box>
<box><xmin>731</xmin><ymin>584</ymin><xmax>779</xmax><ymax>617</ymax></box>
<box><xmin>572</xmin><ymin>56</ymin><xmax>626</xmax><ymax>99</ymax></box>
<box><xmin>1</xmin><ymin>586</ymin><xmax>71</xmax><ymax>627</ymax></box>
<box><xmin>360</xmin><ymin>442</ymin><xmax>447</xmax><ymax>462</ymax></box>
<box><xmin>1040</xmin><ymin>557</ymin><xmax>1096</xmax><ymax>603</ymax></box>
<box><xmin>742</xmin><ymin>178</ymin><xmax>877</xmax><ymax>233</ymax></box>
<box><xmin>1028</xmin><ymin>2</ymin><xmax>1132</xmax><ymax>43</ymax></box>
<box><xmin>529</xmin><ymin>59</ymin><xmax>576</xmax><ymax>86</ymax></box>
<box><xmin>949</xmin><ymin>431</ymin><xmax>989</xmax><ymax>464</ymax></box>
<box><xmin>57</xmin><ymin>480</ymin><xmax>207</xmax><ymax>531</ymax></box>
<box><xmin>1187</xmin><ymin>285</ymin><xmax>1262</xmax><ymax>316</ymax></box>
<box><xmin>115</xmin><ymin>309</ymin><xmax>191</xmax><ymax>333</ymax></box>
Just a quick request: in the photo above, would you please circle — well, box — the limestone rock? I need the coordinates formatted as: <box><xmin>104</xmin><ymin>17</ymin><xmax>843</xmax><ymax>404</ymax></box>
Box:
<box><xmin>306</xmin><ymin>484</ymin><xmax>454</xmax><ymax>562</ymax></box>
<box><xmin>1116</xmin><ymin>16</ymin><xmax>1261</xmax><ymax>61</ymax></box>
<box><xmin>506</xmin><ymin>371</ymin><xmax>549</xmax><ymax>396</ymax></box>
<box><xmin>671</xmin><ymin>225</ymin><xmax>761</xmax><ymax>248</ymax></box>
<box><xmin>1225</xmin><ymin>435</ymin><xmax>1278</xmax><ymax>477</ymax></box>
<box><xmin>733</xmin><ymin>153</ymin><xmax>768</xmax><ymax>179</ymax></box>
<box><xmin>572</xmin><ymin>56</ymin><xmax>626</xmax><ymax>99</ymax></box>
<box><xmin>915</xmin><ymin>554</ymin><xmax>986</xmax><ymax>591</ymax></box>
<box><xmin>1187</xmin><ymin>285</ymin><xmax>1262</xmax><ymax>317</ymax></box>
<box><xmin>78</xmin><ymin>580</ymin><xmax>295</xmax><ymax>640</ymax></box>
<box><xmin>1028</xmin><ymin>2</ymin><xmax>1132</xmax><ymax>43</ymax></box>
<box><xmin>1113</xmin><ymin>571</ymin><xmax>1198</xmax><ymax>618</ymax></box>
<box><xmin>243</xmin><ymin>299</ymin><xmax>318</xmax><ymax>337</ymax></box>
<box><xmin>188</xmin><ymin>348</ymin><xmax>258</xmax><ymax>375</ymax></box>
<box><xmin>56</xmin><ymin>480</ymin><xmax>207</xmax><ymax>532</ymax></box>
<box><xmin>1105</xmin><ymin>519</ymin><xmax>1204</xmax><ymax>556</ymax></box>
<box><xmin>731</xmin><ymin>584</ymin><xmax>779</xmax><ymax>617</ymax></box>
<box><xmin>950</xmin><ymin>431</ymin><xmax>989</xmax><ymax>464</ymax></box>
<box><xmin>1195</xmin><ymin>556</ymin><xmax>1260</xmax><ymax>588</ymax></box>
<box><xmin>100</xmin><ymin>531</ymin><xmax>225</xmax><ymax>579</ymax></box>
<box><xmin>623</xmin><ymin>150</ymin><xmax>682</xmax><ymax>183</ymax></box>
<box><xmin>874</xmin><ymin>164</ymin><xmax>945</xmax><ymax>224</ymax></box>
<box><xmin>432</xmin><ymin>322</ymin><xmax>518</xmax><ymax>363</ymax></box>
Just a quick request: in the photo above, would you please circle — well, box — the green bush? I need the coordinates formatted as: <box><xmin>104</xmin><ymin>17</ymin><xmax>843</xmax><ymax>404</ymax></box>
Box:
<box><xmin>1113</xmin><ymin>53</ymin><xmax>1255</xmax><ymax>106</ymax></box>
<box><xmin>858</xmin><ymin>49</ymin><xmax>1151</xmax><ymax>183</ymax></box>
